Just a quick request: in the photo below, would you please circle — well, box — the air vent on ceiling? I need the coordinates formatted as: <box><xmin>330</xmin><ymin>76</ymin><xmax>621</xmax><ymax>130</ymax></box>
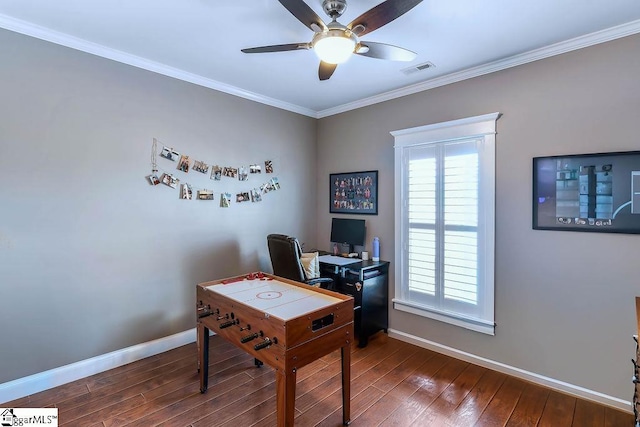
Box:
<box><xmin>401</xmin><ymin>61</ymin><xmax>436</xmax><ymax>75</ymax></box>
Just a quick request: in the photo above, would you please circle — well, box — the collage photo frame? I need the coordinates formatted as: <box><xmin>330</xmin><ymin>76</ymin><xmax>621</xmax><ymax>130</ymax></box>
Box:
<box><xmin>330</xmin><ymin>170</ymin><xmax>378</xmax><ymax>215</ymax></box>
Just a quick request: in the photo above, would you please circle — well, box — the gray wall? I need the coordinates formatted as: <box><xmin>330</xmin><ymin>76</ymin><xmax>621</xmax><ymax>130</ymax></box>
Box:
<box><xmin>317</xmin><ymin>34</ymin><xmax>640</xmax><ymax>401</ymax></box>
<box><xmin>0</xmin><ymin>29</ymin><xmax>317</xmax><ymax>384</ymax></box>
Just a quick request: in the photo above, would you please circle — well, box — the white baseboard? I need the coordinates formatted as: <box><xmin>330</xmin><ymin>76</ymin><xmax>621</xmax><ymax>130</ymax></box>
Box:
<box><xmin>0</xmin><ymin>328</ymin><xmax>197</xmax><ymax>404</ymax></box>
<box><xmin>387</xmin><ymin>328</ymin><xmax>632</xmax><ymax>414</ymax></box>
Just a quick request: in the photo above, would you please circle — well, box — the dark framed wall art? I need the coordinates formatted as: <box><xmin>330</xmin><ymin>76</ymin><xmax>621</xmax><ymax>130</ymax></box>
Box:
<box><xmin>330</xmin><ymin>170</ymin><xmax>378</xmax><ymax>215</ymax></box>
<box><xmin>533</xmin><ymin>150</ymin><xmax>640</xmax><ymax>233</ymax></box>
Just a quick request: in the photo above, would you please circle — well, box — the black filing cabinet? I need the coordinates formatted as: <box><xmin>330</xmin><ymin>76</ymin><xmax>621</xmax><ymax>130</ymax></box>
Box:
<box><xmin>320</xmin><ymin>260</ymin><xmax>389</xmax><ymax>347</ymax></box>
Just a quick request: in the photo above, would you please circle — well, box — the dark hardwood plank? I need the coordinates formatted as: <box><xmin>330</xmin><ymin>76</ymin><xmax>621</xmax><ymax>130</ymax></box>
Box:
<box><xmin>174</xmin><ymin>379</ymin><xmax>277</xmax><ymax>426</ymax></box>
<box><xmin>473</xmin><ymin>376</ymin><xmax>527</xmax><ymax>426</ymax></box>
<box><xmin>538</xmin><ymin>390</ymin><xmax>577</xmax><ymax>427</ymax></box>
<box><xmin>370</xmin><ymin>352</ymin><xmax>451</xmax><ymax>425</ymax></box>
<box><xmin>572</xmin><ymin>398</ymin><xmax>605</xmax><ymax>427</ymax></box>
<box><xmin>406</xmin><ymin>362</ymin><xmax>487</xmax><ymax>426</ymax></box>
<box><xmin>4</xmin><ymin>381</ymin><xmax>90</xmax><ymax>409</ymax></box>
<box><xmin>66</xmin><ymin>341</ymin><xmax>243</xmax><ymax>417</ymax></box>
<box><xmin>2</xmin><ymin>334</ymin><xmax>633</xmax><ymax>427</ymax></box>
<box><xmin>84</xmin><ymin>344</ymin><xmax>199</xmax><ymax>392</ymax></box>
<box><xmin>124</xmin><ymin>372</ymin><xmax>272</xmax><ymax>427</ymax></box>
<box><xmin>315</xmin><ymin>385</ymin><xmax>385</xmax><ymax>427</ymax></box>
<box><xmin>369</xmin><ymin>347</ymin><xmax>435</xmax><ymax>393</ymax></box>
<box><xmin>251</xmin><ymin>336</ymin><xmax>414</xmax><ymax>427</ymax></box>
<box><xmin>60</xmin><ymin>363</ymin><xmax>195</xmax><ymax>423</ymax></box>
<box><xmin>104</xmin><ymin>378</ymin><xmax>202</xmax><ymax>427</ymax></box>
<box><xmin>380</xmin><ymin>356</ymin><xmax>469</xmax><ymax>426</ymax></box>
<box><xmin>293</xmin><ymin>336</ymin><xmax>410</xmax><ymax>414</ymax></box>
<box><xmin>351</xmin><ymin>341</ymin><xmax>421</xmax><ymax>397</ymax></box>
<box><xmin>384</xmin><ymin>352</ymin><xmax>450</xmax><ymax>401</ymax></box>
<box><xmin>354</xmin><ymin>392</ymin><xmax>404</xmax><ymax>426</ymax></box>
<box><xmin>61</xmin><ymin>394</ymin><xmax>147</xmax><ymax>427</ymax></box>
<box><xmin>217</xmin><ymin>395</ymin><xmax>278</xmax><ymax>427</ymax></box>
<box><xmin>353</xmin><ymin>349</ymin><xmax>442</xmax><ymax>425</ymax></box>
<box><xmin>438</xmin><ymin>368</ymin><xmax>507</xmax><ymax>427</ymax></box>
<box><xmin>505</xmin><ymin>381</ymin><xmax>550</xmax><ymax>426</ymax></box>
<box><xmin>293</xmin><ymin>343</ymin><xmax>417</xmax><ymax>426</ymax></box>
<box><xmin>604</xmin><ymin>405</ymin><xmax>634</xmax><ymax>426</ymax></box>
<box><xmin>57</xmin><ymin>347</ymin><xmax>203</xmax><ymax>415</ymax></box>
<box><xmin>103</xmin><ymin>353</ymin><xmax>256</xmax><ymax>426</ymax></box>
<box><xmin>84</xmin><ymin>342</ymin><xmax>199</xmax><ymax>391</ymax></box>
<box><xmin>5</xmin><ymin>344</ymin><xmax>195</xmax><ymax>409</ymax></box>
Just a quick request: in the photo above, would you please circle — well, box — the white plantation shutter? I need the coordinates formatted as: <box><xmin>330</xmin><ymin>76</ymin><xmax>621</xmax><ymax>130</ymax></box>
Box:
<box><xmin>392</xmin><ymin>113</ymin><xmax>499</xmax><ymax>335</ymax></box>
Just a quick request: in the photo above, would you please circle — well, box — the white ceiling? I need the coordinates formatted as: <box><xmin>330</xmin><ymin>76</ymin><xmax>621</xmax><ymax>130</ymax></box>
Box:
<box><xmin>1</xmin><ymin>0</ymin><xmax>640</xmax><ymax>117</ymax></box>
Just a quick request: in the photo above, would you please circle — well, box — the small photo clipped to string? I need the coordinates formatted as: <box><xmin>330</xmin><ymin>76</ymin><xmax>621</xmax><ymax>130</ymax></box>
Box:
<box><xmin>147</xmin><ymin>174</ymin><xmax>161</xmax><ymax>185</ymax></box>
<box><xmin>198</xmin><ymin>189</ymin><xmax>214</xmax><ymax>200</ymax></box>
<box><xmin>177</xmin><ymin>155</ymin><xmax>191</xmax><ymax>173</ymax></box>
<box><xmin>250</xmin><ymin>164</ymin><xmax>261</xmax><ymax>174</ymax></box>
<box><xmin>238</xmin><ymin>166</ymin><xmax>249</xmax><ymax>181</ymax></box>
<box><xmin>236</xmin><ymin>192</ymin><xmax>250</xmax><ymax>203</ymax></box>
<box><xmin>265</xmin><ymin>160</ymin><xmax>274</xmax><ymax>173</ymax></box>
<box><xmin>193</xmin><ymin>160</ymin><xmax>209</xmax><ymax>174</ymax></box>
<box><xmin>161</xmin><ymin>173</ymin><xmax>179</xmax><ymax>188</ymax></box>
<box><xmin>220</xmin><ymin>192</ymin><xmax>232</xmax><ymax>208</ymax></box>
<box><xmin>270</xmin><ymin>177</ymin><xmax>280</xmax><ymax>190</ymax></box>
<box><xmin>160</xmin><ymin>147</ymin><xmax>180</xmax><ymax>161</ymax></box>
<box><xmin>210</xmin><ymin>165</ymin><xmax>222</xmax><ymax>180</ymax></box>
<box><xmin>261</xmin><ymin>177</ymin><xmax>280</xmax><ymax>194</ymax></box>
<box><xmin>251</xmin><ymin>188</ymin><xmax>262</xmax><ymax>202</ymax></box>
<box><xmin>181</xmin><ymin>183</ymin><xmax>193</xmax><ymax>200</ymax></box>
<box><xmin>223</xmin><ymin>167</ymin><xmax>238</xmax><ymax>178</ymax></box>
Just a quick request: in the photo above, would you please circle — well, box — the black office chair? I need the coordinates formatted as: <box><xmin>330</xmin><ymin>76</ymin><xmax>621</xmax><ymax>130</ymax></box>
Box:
<box><xmin>267</xmin><ymin>234</ymin><xmax>333</xmax><ymax>289</ymax></box>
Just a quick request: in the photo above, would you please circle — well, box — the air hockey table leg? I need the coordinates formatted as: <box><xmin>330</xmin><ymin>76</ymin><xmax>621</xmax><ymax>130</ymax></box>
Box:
<box><xmin>276</xmin><ymin>367</ymin><xmax>297</xmax><ymax>427</ymax></box>
<box><xmin>198</xmin><ymin>323</ymin><xmax>209</xmax><ymax>393</ymax></box>
<box><xmin>341</xmin><ymin>344</ymin><xmax>351</xmax><ymax>425</ymax></box>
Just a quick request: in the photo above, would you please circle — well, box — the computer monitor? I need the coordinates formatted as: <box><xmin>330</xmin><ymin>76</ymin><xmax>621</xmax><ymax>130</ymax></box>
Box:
<box><xmin>330</xmin><ymin>218</ymin><xmax>366</xmax><ymax>254</ymax></box>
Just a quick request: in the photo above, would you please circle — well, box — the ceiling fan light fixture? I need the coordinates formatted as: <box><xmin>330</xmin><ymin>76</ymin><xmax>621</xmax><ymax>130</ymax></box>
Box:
<box><xmin>313</xmin><ymin>29</ymin><xmax>357</xmax><ymax>64</ymax></box>
<box><xmin>242</xmin><ymin>0</ymin><xmax>425</xmax><ymax>80</ymax></box>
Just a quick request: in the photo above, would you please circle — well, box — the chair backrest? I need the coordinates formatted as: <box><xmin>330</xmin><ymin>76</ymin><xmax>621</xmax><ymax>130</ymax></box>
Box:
<box><xmin>267</xmin><ymin>234</ymin><xmax>306</xmax><ymax>282</ymax></box>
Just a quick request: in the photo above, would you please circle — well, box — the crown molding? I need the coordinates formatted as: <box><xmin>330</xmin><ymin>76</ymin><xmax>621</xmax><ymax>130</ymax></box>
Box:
<box><xmin>0</xmin><ymin>14</ymin><xmax>318</xmax><ymax>118</ymax></box>
<box><xmin>317</xmin><ymin>19</ymin><xmax>640</xmax><ymax>118</ymax></box>
<box><xmin>1</xmin><ymin>13</ymin><xmax>639</xmax><ymax>120</ymax></box>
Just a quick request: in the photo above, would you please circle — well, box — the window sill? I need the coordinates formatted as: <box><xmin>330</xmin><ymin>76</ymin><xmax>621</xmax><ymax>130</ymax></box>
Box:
<box><xmin>392</xmin><ymin>298</ymin><xmax>495</xmax><ymax>336</ymax></box>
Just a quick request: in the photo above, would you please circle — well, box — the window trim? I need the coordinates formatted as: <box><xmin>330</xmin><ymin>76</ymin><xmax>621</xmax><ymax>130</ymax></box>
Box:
<box><xmin>391</xmin><ymin>113</ymin><xmax>500</xmax><ymax>335</ymax></box>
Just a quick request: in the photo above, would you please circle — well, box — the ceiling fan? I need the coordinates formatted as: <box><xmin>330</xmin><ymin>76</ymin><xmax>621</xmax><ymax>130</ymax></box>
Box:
<box><xmin>241</xmin><ymin>0</ymin><xmax>423</xmax><ymax>81</ymax></box>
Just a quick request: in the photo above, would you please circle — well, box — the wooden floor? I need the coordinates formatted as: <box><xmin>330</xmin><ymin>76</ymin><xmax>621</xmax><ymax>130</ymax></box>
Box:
<box><xmin>3</xmin><ymin>333</ymin><xmax>633</xmax><ymax>426</ymax></box>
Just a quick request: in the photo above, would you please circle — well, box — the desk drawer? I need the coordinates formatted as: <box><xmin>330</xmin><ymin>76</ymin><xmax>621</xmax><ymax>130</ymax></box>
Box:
<box><xmin>337</xmin><ymin>281</ymin><xmax>362</xmax><ymax>308</ymax></box>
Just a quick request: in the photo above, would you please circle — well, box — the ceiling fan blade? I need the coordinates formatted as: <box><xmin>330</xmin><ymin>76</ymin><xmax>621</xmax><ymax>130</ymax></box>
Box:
<box><xmin>278</xmin><ymin>0</ymin><xmax>327</xmax><ymax>32</ymax></box>
<box><xmin>319</xmin><ymin>61</ymin><xmax>338</xmax><ymax>81</ymax></box>
<box><xmin>241</xmin><ymin>43</ymin><xmax>310</xmax><ymax>54</ymax></box>
<box><xmin>347</xmin><ymin>0</ymin><xmax>423</xmax><ymax>37</ymax></box>
<box><xmin>355</xmin><ymin>41</ymin><xmax>416</xmax><ymax>61</ymax></box>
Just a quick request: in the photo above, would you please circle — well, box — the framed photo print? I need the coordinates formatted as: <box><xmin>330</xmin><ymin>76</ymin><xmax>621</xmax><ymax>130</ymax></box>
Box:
<box><xmin>330</xmin><ymin>170</ymin><xmax>378</xmax><ymax>215</ymax></box>
<box><xmin>533</xmin><ymin>150</ymin><xmax>640</xmax><ymax>233</ymax></box>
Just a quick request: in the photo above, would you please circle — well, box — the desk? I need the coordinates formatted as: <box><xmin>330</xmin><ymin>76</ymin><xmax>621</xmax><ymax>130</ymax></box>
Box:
<box><xmin>196</xmin><ymin>272</ymin><xmax>353</xmax><ymax>427</ymax></box>
<box><xmin>318</xmin><ymin>258</ymin><xmax>389</xmax><ymax>348</ymax></box>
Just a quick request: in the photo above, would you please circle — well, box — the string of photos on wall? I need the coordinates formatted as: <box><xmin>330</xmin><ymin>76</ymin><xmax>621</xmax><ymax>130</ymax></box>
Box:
<box><xmin>146</xmin><ymin>138</ymin><xmax>280</xmax><ymax>207</ymax></box>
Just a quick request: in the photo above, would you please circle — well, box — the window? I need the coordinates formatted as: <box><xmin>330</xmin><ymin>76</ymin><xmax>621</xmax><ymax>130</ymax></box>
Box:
<box><xmin>392</xmin><ymin>113</ymin><xmax>500</xmax><ymax>335</ymax></box>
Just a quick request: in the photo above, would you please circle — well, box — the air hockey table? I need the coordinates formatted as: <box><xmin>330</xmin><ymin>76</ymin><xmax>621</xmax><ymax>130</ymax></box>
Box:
<box><xmin>196</xmin><ymin>272</ymin><xmax>354</xmax><ymax>426</ymax></box>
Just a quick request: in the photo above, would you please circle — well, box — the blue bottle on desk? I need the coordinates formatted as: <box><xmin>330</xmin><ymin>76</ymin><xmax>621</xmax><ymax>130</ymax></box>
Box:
<box><xmin>372</xmin><ymin>237</ymin><xmax>380</xmax><ymax>261</ymax></box>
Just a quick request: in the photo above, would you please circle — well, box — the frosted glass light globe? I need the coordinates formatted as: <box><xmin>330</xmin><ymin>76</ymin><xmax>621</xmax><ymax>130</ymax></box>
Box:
<box><xmin>313</xmin><ymin>30</ymin><xmax>357</xmax><ymax>64</ymax></box>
